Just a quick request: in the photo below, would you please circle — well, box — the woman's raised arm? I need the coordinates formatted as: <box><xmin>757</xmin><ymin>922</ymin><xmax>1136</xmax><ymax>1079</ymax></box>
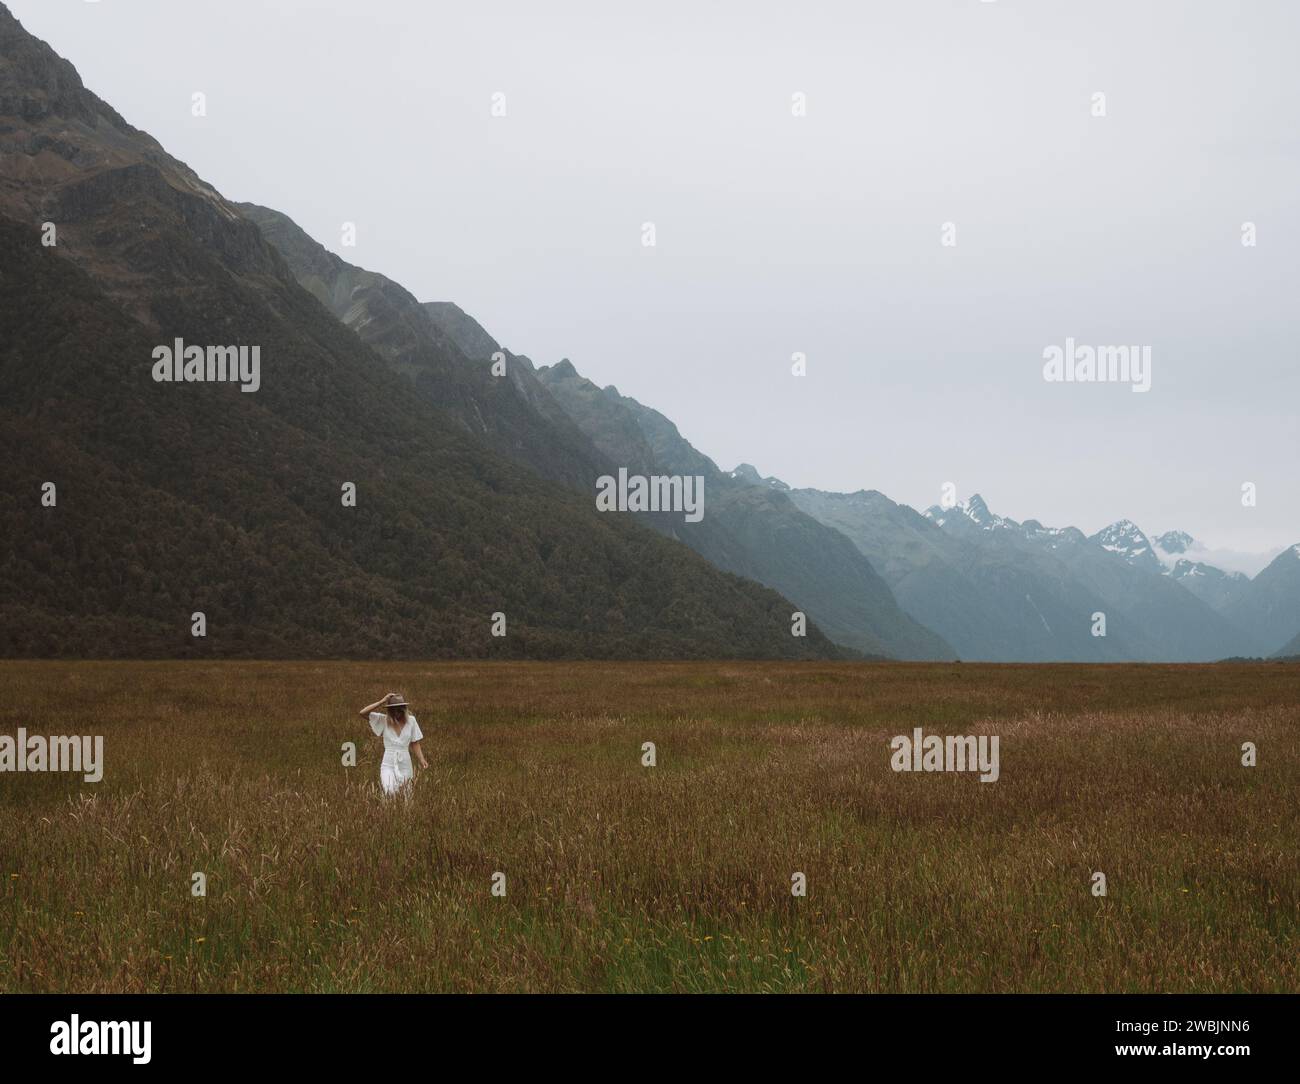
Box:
<box><xmin>358</xmin><ymin>693</ymin><xmax>393</xmax><ymax>719</ymax></box>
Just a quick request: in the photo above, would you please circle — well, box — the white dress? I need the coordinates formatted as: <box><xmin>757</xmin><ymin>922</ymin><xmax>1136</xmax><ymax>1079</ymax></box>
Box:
<box><xmin>369</xmin><ymin>712</ymin><xmax>424</xmax><ymax>794</ymax></box>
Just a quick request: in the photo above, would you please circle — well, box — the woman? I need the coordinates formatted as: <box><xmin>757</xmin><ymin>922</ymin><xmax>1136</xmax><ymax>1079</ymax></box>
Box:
<box><xmin>357</xmin><ymin>691</ymin><xmax>428</xmax><ymax>795</ymax></box>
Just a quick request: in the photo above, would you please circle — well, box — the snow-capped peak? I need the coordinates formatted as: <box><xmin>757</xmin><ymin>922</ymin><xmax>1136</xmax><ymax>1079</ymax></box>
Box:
<box><xmin>1154</xmin><ymin>530</ymin><xmax>1195</xmax><ymax>555</ymax></box>
<box><xmin>1089</xmin><ymin>520</ymin><xmax>1162</xmax><ymax>571</ymax></box>
<box><xmin>924</xmin><ymin>493</ymin><xmax>1015</xmax><ymax>531</ymax></box>
<box><xmin>962</xmin><ymin>494</ymin><xmax>993</xmax><ymax>525</ymax></box>
<box><xmin>1093</xmin><ymin>519</ymin><xmax>1145</xmax><ymax>547</ymax></box>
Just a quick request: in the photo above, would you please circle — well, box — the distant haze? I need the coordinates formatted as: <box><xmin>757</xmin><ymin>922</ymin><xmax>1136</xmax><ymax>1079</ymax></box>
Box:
<box><xmin>13</xmin><ymin>0</ymin><xmax>1298</xmax><ymax>552</ymax></box>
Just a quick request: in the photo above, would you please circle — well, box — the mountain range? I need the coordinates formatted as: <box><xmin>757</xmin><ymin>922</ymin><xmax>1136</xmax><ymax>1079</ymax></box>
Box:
<box><xmin>235</xmin><ymin>202</ymin><xmax>952</xmax><ymax>660</ymax></box>
<box><xmin>0</xmin><ymin>4</ymin><xmax>842</xmax><ymax>660</ymax></box>
<box><xmin>1</xmin><ymin>4</ymin><xmax>1296</xmax><ymax>662</ymax></box>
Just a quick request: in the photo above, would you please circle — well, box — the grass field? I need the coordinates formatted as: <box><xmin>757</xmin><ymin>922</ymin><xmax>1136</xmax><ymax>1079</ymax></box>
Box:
<box><xmin>0</xmin><ymin>660</ymin><xmax>1296</xmax><ymax>993</ymax></box>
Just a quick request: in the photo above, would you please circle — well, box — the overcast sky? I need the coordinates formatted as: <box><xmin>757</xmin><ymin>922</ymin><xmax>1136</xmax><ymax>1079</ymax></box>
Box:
<box><xmin>13</xmin><ymin>0</ymin><xmax>1299</xmax><ymax>557</ymax></box>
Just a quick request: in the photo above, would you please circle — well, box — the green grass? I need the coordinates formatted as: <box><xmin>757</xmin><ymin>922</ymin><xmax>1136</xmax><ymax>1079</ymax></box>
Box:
<box><xmin>0</xmin><ymin>660</ymin><xmax>1295</xmax><ymax>992</ymax></box>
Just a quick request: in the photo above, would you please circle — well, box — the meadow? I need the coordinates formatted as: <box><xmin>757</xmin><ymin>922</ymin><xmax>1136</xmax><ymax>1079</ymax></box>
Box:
<box><xmin>0</xmin><ymin>660</ymin><xmax>1295</xmax><ymax>993</ymax></box>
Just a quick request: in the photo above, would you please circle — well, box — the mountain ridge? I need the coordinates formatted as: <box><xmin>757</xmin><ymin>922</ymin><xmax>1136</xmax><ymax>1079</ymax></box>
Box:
<box><xmin>238</xmin><ymin>202</ymin><xmax>955</xmax><ymax>659</ymax></box>
<box><xmin>529</xmin><ymin>360</ymin><xmax>956</xmax><ymax>660</ymax></box>
<box><xmin>2</xmin><ymin>2</ymin><xmax>1294</xmax><ymax>663</ymax></box>
<box><xmin>0</xmin><ymin>4</ymin><xmax>847</xmax><ymax>661</ymax></box>
<box><xmin>789</xmin><ymin>487</ymin><xmax>1287</xmax><ymax>662</ymax></box>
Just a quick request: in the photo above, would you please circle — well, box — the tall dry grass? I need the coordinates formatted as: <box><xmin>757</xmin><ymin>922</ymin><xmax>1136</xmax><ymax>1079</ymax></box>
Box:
<box><xmin>0</xmin><ymin>660</ymin><xmax>1295</xmax><ymax>992</ymax></box>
